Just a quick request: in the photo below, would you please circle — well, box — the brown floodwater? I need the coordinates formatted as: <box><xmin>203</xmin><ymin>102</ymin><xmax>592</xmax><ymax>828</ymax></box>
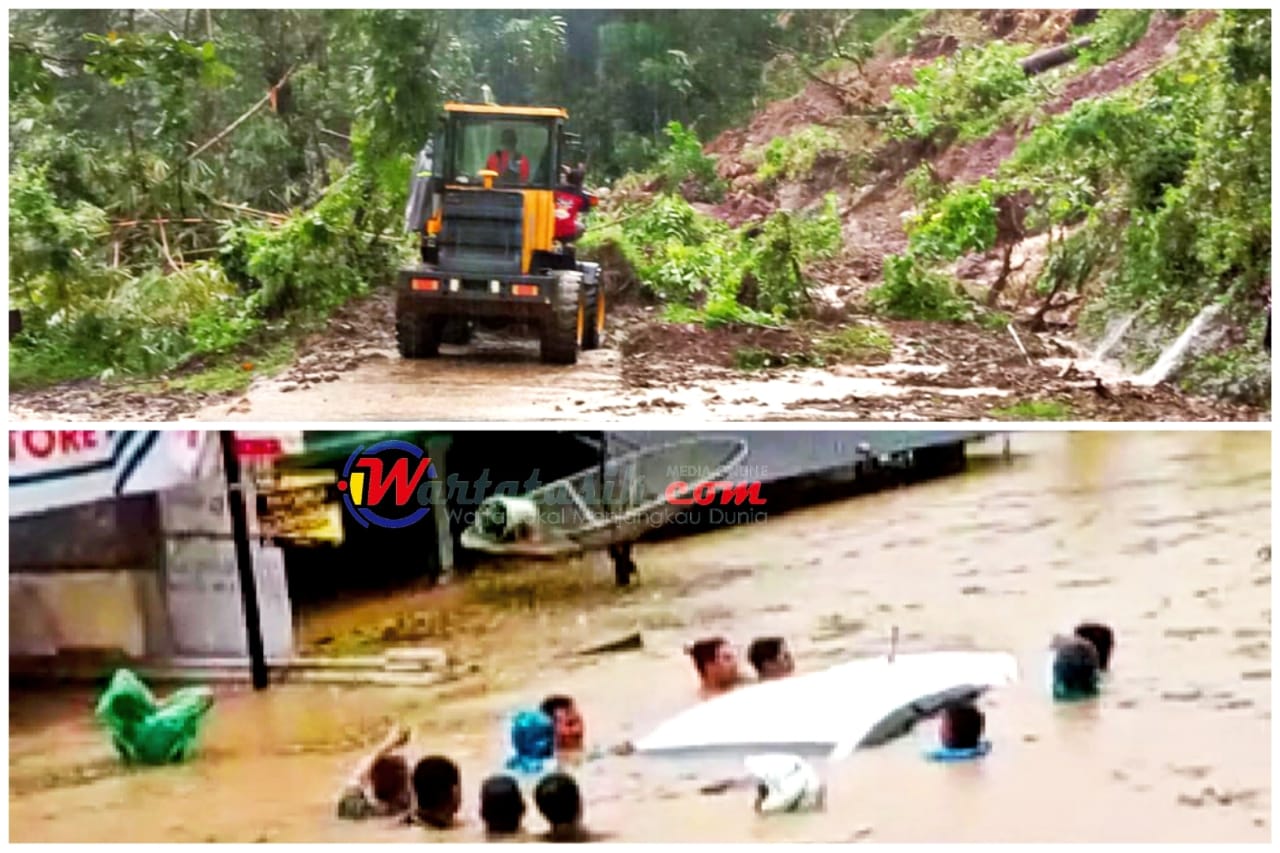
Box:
<box><xmin>9</xmin><ymin>431</ymin><xmax>1271</xmax><ymax>842</ymax></box>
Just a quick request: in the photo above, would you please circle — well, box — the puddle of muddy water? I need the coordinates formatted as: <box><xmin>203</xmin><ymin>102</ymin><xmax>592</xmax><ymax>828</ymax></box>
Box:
<box><xmin>9</xmin><ymin>432</ymin><xmax>1270</xmax><ymax>842</ymax></box>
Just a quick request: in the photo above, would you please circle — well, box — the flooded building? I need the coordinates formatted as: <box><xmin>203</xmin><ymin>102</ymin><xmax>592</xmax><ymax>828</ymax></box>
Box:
<box><xmin>10</xmin><ymin>429</ymin><xmax>996</xmax><ymax>676</ymax></box>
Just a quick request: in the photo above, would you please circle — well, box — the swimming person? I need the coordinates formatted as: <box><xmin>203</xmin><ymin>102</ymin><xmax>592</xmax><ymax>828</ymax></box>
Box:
<box><xmin>687</xmin><ymin>637</ymin><xmax>743</xmax><ymax>698</ymax></box>
<box><xmin>1074</xmin><ymin>622</ymin><xmax>1115</xmax><ymax>671</ymax></box>
<box><xmin>939</xmin><ymin>703</ymin><xmax>984</xmax><ymax>751</ymax></box>
<box><xmin>541</xmin><ymin>695</ymin><xmax>585</xmax><ymax>753</ymax></box>
<box><xmin>1051</xmin><ymin>636</ymin><xmax>1102</xmax><ymax>701</ymax></box>
<box><xmin>539</xmin><ymin>694</ymin><xmax>636</xmax><ymax>763</ymax></box>
<box><xmin>480</xmin><ymin>774</ymin><xmax>526</xmax><ymax>838</ymax></box>
<box><xmin>336</xmin><ymin>724</ymin><xmax>414</xmax><ymax>820</ymax></box>
<box><xmin>535</xmin><ymin>772</ymin><xmax>607</xmax><ymax>842</ymax></box>
<box><xmin>409</xmin><ymin>755</ymin><xmax>463</xmax><ymax>829</ymax></box>
<box><xmin>926</xmin><ymin>702</ymin><xmax>991</xmax><ymax>762</ymax></box>
<box><xmin>747</xmin><ymin>637</ymin><xmax>795</xmax><ymax>681</ymax></box>
<box><xmin>507</xmin><ymin>710</ymin><xmax>557</xmax><ymax>775</ymax></box>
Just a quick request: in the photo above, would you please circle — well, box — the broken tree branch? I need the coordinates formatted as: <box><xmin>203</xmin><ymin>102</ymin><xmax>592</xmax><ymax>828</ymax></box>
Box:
<box><xmin>186</xmin><ymin>65</ymin><xmax>296</xmax><ymax>162</ymax></box>
<box><xmin>212</xmin><ymin>200</ymin><xmax>288</xmax><ymax>222</ymax></box>
<box><xmin>157</xmin><ymin>220</ymin><xmax>180</xmax><ymax>272</ymax></box>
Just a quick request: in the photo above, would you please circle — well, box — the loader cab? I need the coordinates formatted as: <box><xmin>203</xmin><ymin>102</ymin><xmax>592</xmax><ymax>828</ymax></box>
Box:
<box><xmin>444</xmin><ymin>113</ymin><xmax>559</xmax><ymax>189</ymax></box>
<box><xmin>409</xmin><ymin>104</ymin><xmax>575</xmax><ymax>270</ymax></box>
<box><xmin>396</xmin><ymin>102</ymin><xmax>605</xmax><ymax>367</ymax></box>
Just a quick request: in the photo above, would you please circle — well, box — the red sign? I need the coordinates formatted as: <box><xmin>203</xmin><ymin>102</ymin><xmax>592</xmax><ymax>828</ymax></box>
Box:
<box><xmin>9</xmin><ymin>430</ymin><xmax>100</xmax><ymax>462</ymax></box>
<box><xmin>665</xmin><ymin>480</ymin><xmax>766</xmax><ymax>507</ymax></box>
<box><xmin>235</xmin><ymin>437</ymin><xmax>283</xmax><ymax>459</ymax></box>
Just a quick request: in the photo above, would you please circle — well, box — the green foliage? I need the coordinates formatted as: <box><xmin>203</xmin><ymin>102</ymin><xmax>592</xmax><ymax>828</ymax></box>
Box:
<box><xmin>753</xmin><ymin>125</ymin><xmax>843</xmax><ymax>185</ymax></box>
<box><xmin>878</xmin><ymin>10</ymin><xmax>931</xmax><ymax>56</ymax></box>
<box><xmin>890</xmin><ymin>41</ymin><xmax>1036</xmax><ymax>142</ymax></box>
<box><xmin>814</xmin><ymin>324</ymin><xmax>894</xmax><ymax>362</ymax></box>
<box><xmin>9</xmin><ymin>164</ymin><xmax>115</xmax><ymax>310</ymax></box>
<box><xmin>907</xmin><ymin>180</ymin><xmax>1000</xmax><ymax>260</ymax></box>
<box><xmin>989</xmin><ymin>399</ymin><xmax>1072</xmax><ymax>420</ymax></box>
<box><xmin>1005</xmin><ymin>12</ymin><xmax>1271</xmax><ymax>338</ymax></box>
<box><xmin>1076</xmin><ymin>10</ymin><xmax>1152</xmax><ymax>68</ymax></box>
<box><xmin>652</xmin><ymin>121</ymin><xmax>724</xmax><ymax>201</ymax></box>
<box><xmin>869</xmin><ymin>254</ymin><xmax>974</xmax><ymax>322</ymax></box>
<box><xmin>583</xmin><ymin>192</ymin><xmax>842</xmax><ymax>326</ymax></box>
<box><xmin>223</xmin><ymin>160</ymin><xmax>407</xmax><ymax>316</ymax></box>
<box><xmin>1035</xmin><ymin>228</ymin><xmax>1110</xmax><ymax>299</ymax></box>
<box><xmin>733</xmin><ymin>346</ymin><xmax>803</xmax><ymax>371</ymax></box>
<box><xmin>877</xmin><ymin>13</ymin><xmax>1269</xmax><ymax>403</ymax></box>
<box><xmin>9</xmin><ymin>260</ymin><xmax>261</xmax><ymax>387</ymax></box>
<box><xmin>976</xmin><ymin>310</ymin><xmax>1013</xmax><ymax>332</ymax></box>
<box><xmin>904</xmin><ymin>163</ymin><xmax>945</xmax><ymax>205</ymax></box>
<box><xmin>1178</xmin><ymin>346</ymin><xmax>1270</xmax><ymax>408</ymax></box>
<box><xmin>751</xmin><ymin>194</ymin><xmax>842</xmax><ymax>314</ymax></box>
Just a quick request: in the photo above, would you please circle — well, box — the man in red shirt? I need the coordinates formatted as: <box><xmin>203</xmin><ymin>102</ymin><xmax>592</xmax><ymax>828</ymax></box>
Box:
<box><xmin>553</xmin><ymin>165</ymin><xmax>594</xmax><ymax>241</ymax></box>
<box><xmin>486</xmin><ymin>129</ymin><xmax>530</xmax><ymax>184</ymax></box>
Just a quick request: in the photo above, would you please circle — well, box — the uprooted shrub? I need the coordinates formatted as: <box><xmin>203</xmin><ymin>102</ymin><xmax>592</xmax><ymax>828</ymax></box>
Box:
<box><xmin>581</xmin><ymin>192</ymin><xmax>842</xmax><ymax>326</ymax></box>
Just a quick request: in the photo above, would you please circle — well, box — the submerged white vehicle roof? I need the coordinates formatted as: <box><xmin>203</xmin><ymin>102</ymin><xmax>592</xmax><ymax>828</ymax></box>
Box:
<box><xmin>634</xmin><ymin>651</ymin><xmax>1020</xmax><ymax>760</ymax></box>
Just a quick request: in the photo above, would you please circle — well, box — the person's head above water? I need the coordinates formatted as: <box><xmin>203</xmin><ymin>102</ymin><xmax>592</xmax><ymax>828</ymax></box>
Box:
<box><xmin>938</xmin><ymin>702</ymin><xmax>984</xmax><ymax>750</ymax></box>
<box><xmin>747</xmin><ymin>637</ymin><xmax>795</xmax><ymax>680</ymax></box>
<box><xmin>1074</xmin><ymin>622</ymin><xmax>1114</xmax><ymax>671</ymax></box>
<box><xmin>687</xmin><ymin>637</ymin><xmax>740</xmax><ymax>692</ymax></box>
<box><xmin>540</xmin><ymin>695</ymin><xmax>585</xmax><ymax>752</ymax></box>
<box><xmin>370</xmin><ymin>754</ymin><xmax>412</xmax><ymax>812</ymax></box>
<box><xmin>534</xmin><ymin>772</ymin><xmax>583</xmax><ymax>834</ymax></box>
<box><xmin>1052</xmin><ymin>637</ymin><xmax>1101</xmax><ymax>700</ymax></box>
<box><xmin>500</xmin><ymin>128</ymin><xmax>518</xmax><ymax>151</ymax></box>
<box><xmin>480</xmin><ymin>774</ymin><xmax>525</xmax><ymax>835</ymax></box>
<box><xmin>511</xmin><ymin>710</ymin><xmax>555</xmax><ymax>759</ymax></box>
<box><xmin>411</xmin><ymin>755</ymin><xmax>461</xmax><ymax>828</ymax></box>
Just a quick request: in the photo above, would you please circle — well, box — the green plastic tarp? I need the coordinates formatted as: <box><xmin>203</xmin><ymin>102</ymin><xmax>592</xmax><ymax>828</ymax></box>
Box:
<box><xmin>94</xmin><ymin>669</ymin><xmax>215</xmax><ymax>765</ymax></box>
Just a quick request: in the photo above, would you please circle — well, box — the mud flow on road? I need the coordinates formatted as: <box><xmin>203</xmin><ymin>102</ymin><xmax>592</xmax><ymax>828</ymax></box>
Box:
<box><xmin>8</xmin><ymin>294</ymin><xmax>1263</xmax><ymax>422</ymax></box>
<box><xmin>9</xmin><ymin>432</ymin><xmax>1270</xmax><ymax>842</ymax></box>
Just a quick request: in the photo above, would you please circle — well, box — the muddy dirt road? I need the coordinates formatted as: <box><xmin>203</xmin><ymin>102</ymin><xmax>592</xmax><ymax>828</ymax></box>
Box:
<box><xmin>10</xmin><ymin>432</ymin><xmax>1270</xmax><ymax>842</ymax></box>
<box><xmin>8</xmin><ymin>292</ymin><xmax>1264</xmax><ymax>422</ymax></box>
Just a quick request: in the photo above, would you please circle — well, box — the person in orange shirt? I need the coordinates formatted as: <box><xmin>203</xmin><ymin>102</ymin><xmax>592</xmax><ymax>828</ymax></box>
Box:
<box><xmin>486</xmin><ymin>129</ymin><xmax>530</xmax><ymax>183</ymax></box>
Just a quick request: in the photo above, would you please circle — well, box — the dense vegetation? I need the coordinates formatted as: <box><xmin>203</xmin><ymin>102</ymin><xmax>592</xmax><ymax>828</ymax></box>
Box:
<box><xmin>873</xmin><ymin>10</ymin><xmax>1269</xmax><ymax>398</ymax></box>
<box><xmin>10</xmin><ymin>9</ymin><xmax>838</xmax><ymax>386</ymax></box>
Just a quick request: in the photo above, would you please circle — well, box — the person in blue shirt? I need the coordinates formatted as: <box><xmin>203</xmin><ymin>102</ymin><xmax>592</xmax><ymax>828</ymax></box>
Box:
<box><xmin>925</xmin><ymin>702</ymin><xmax>991</xmax><ymax>762</ymax></box>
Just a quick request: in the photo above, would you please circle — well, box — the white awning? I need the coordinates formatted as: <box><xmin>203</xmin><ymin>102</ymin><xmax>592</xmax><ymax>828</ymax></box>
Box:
<box><xmin>9</xmin><ymin>430</ymin><xmax>213</xmax><ymax>518</ymax></box>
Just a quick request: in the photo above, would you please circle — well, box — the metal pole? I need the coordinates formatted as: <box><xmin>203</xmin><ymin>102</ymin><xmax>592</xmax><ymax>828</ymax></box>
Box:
<box><xmin>219</xmin><ymin>431</ymin><xmax>269</xmax><ymax>690</ymax></box>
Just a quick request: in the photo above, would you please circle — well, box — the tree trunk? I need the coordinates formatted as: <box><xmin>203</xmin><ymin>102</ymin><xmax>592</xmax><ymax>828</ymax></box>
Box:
<box><xmin>986</xmin><ymin>243</ymin><xmax>1015</xmax><ymax>307</ymax></box>
<box><xmin>1020</xmin><ymin>38</ymin><xmax>1093</xmax><ymax>76</ymax></box>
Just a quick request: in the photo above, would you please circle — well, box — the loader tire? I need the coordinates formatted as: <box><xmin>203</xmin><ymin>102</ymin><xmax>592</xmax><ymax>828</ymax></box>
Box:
<box><xmin>396</xmin><ymin>313</ymin><xmax>443</xmax><ymax>359</ymax></box>
<box><xmin>581</xmin><ymin>280</ymin><xmax>602</xmax><ymax>351</ymax></box>
<box><xmin>540</xmin><ymin>270</ymin><xmax>581</xmax><ymax>365</ymax></box>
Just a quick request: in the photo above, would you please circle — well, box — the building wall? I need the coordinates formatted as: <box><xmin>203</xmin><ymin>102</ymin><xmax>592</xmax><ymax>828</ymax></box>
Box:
<box><xmin>9</xmin><ymin>495</ymin><xmax>169</xmax><ymax>658</ymax></box>
<box><xmin>10</xmin><ymin>439</ymin><xmax>297</xmax><ymax>663</ymax></box>
<box><xmin>158</xmin><ymin>447</ymin><xmax>295</xmax><ymax>659</ymax></box>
